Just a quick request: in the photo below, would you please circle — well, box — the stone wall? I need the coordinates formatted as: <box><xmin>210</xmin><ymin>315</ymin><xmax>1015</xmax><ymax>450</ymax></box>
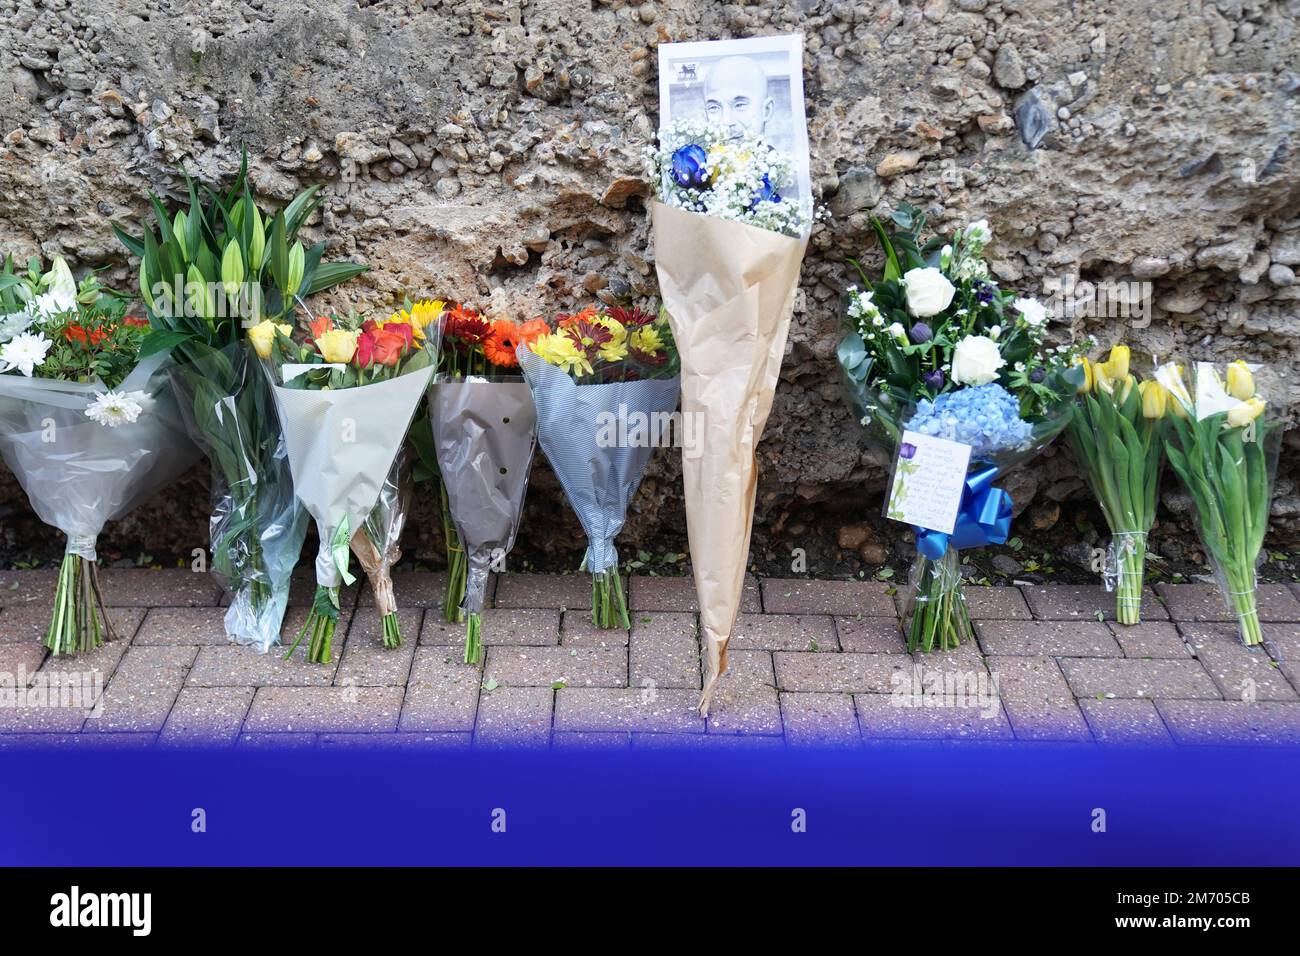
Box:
<box><xmin>1</xmin><ymin>0</ymin><xmax>1298</xmax><ymax>575</ymax></box>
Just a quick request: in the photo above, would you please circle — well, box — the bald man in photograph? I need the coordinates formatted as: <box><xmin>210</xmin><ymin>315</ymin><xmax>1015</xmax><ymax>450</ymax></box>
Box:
<box><xmin>702</xmin><ymin>55</ymin><xmax>775</xmax><ymax>141</ymax></box>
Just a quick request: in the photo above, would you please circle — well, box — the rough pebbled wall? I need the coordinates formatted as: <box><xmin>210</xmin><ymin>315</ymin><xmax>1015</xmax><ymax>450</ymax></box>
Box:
<box><xmin>1</xmin><ymin>0</ymin><xmax>1298</xmax><ymax>575</ymax></box>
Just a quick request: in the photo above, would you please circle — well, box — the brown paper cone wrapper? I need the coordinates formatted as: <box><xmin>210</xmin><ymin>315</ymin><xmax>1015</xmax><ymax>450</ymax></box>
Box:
<box><xmin>351</xmin><ymin>526</ymin><xmax>399</xmax><ymax>618</ymax></box>
<box><xmin>652</xmin><ymin>202</ymin><xmax>808</xmax><ymax>716</ymax></box>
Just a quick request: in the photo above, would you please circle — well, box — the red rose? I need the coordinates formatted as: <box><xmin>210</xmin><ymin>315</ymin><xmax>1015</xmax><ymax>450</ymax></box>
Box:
<box><xmin>355</xmin><ymin>329</ymin><xmax>377</xmax><ymax>368</ymax></box>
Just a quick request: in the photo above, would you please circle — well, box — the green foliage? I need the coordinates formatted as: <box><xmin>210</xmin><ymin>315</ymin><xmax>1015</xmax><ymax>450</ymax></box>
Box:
<box><xmin>112</xmin><ymin>147</ymin><xmax>368</xmax><ymax>367</ymax></box>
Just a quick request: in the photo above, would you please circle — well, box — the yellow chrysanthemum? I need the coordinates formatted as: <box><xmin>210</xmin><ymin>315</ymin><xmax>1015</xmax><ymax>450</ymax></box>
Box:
<box><xmin>630</xmin><ymin>325</ymin><xmax>665</xmax><ymax>356</ymax></box>
<box><xmin>594</xmin><ymin>315</ymin><xmax>628</xmax><ymax>362</ymax></box>
<box><xmin>531</xmin><ymin>332</ymin><xmax>593</xmax><ymax>377</ymax></box>
<box><xmin>387</xmin><ymin>299</ymin><xmax>445</xmax><ymax>341</ymax></box>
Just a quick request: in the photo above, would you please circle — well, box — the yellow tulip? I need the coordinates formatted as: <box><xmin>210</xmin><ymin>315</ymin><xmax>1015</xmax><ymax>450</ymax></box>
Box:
<box><xmin>1226</xmin><ymin>396</ymin><xmax>1266</xmax><ymax>428</ymax></box>
<box><xmin>1117</xmin><ymin>373</ymin><xmax>1137</xmax><ymax>405</ymax></box>
<box><xmin>1106</xmin><ymin>344</ymin><xmax>1130</xmax><ymax>381</ymax></box>
<box><xmin>1073</xmin><ymin>356</ymin><xmax>1094</xmax><ymax>394</ymax></box>
<box><xmin>1226</xmin><ymin>360</ymin><xmax>1255</xmax><ymax>401</ymax></box>
<box><xmin>1138</xmin><ymin>380</ymin><xmax>1168</xmax><ymax>419</ymax></box>
<box><xmin>247</xmin><ymin>320</ymin><xmax>292</xmax><ymax>360</ymax></box>
<box><xmin>316</xmin><ymin>328</ymin><xmax>359</xmax><ymax>364</ymax></box>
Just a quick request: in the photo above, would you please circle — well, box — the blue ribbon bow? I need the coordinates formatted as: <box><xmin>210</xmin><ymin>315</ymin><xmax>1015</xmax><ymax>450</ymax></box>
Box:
<box><xmin>914</xmin><ymin>464</ymin><xmax>1013</xmax><ymax>560</ymax></box>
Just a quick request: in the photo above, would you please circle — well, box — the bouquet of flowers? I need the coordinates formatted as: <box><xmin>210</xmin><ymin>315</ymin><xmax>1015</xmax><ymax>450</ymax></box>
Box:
<box><xmin>113</xmin><ymin>151</ymin><xmax>366</xmax><ymax>652</ymax></box>
<box><xmin>519</xmin><ymin>305</ymin><xmax>680</xmax><ymax>628</ymax></box>
<box><xmin>429</xmin><ymin>306</ymin><xmax>542</xmax><ymax>663</ymax></box>
<box><xmin>647</xmin><ymin>107</ymin><xmax>812</xmax><ymax>715</ymax></box>
<box><xmin>1066</xmin><ymin>345</ymin><xmax>1171</xmax><ymax>624</ymax></box>
<box><xmin>0</xmin><ymin>255</ymin><xmax>199</xmax><ymax>654</ymax></box>
<box><xmin>260</xmin><ymin>305</ymin><xmax>442</xmax><ymax>661</ymax></box>
<box><xmin>1157</xmin><ymin>360</ymin><xmax>1280</xmax><ymax>646</ymax></box>
<box><xmin>647</xmin><ymin>120</ymin><xmax>812</xmax><ymax>239</ymax></box>
<box><xmin>838</xmin><ymin>205</ymin><xmax>1083</xmax><ymax>652</ymax></box>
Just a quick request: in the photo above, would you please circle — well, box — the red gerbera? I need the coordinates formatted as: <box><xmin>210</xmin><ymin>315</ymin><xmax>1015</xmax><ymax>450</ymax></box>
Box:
<box><xmin>446</xmin><ymin>305</ymin><xmax>491</xmax><ymax>344</ymax></box>
<box><xmin>561</xmin><ymin>317</ymin><xmax>612</xmax><ymax>357</ymax></box>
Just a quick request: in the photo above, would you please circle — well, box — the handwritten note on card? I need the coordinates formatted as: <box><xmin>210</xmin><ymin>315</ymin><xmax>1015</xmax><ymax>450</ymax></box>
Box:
<box><xmin>885</xmin><ymin>430</ymin><xmax>972</xmax><ymax>535</ymax></box>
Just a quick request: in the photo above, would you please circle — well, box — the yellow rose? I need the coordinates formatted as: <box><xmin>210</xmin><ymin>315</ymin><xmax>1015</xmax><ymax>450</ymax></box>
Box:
<box><xmin>1226</xmin><ymin>360</ymin><xmax>1254</xmax><ymax>401</ymax></box>
<box><xmin>1138</xmin><ymin>380</ymin><xmax>1168</xmax><ymax>419</ymax></box>
<box><xmin>1226</xmin><ymin>396</ymin><xmax>1266</xmax><ymax>428</ymax></box>
<box><xmin>248</xmin><ymin>320</ymin><xmax>292</xmax><ymax>359</ymax></box>
<box><xmin>316</xmin><ymin>328</ymin><xmax>359</xmax><ymax>364</ymax></box>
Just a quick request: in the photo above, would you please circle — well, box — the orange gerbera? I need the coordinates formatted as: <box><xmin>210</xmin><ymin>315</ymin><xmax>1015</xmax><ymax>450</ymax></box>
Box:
<box><xmin>483</xmin><ymin>320</ymin><xmax>523</xmax><ymax>368</ymax></box>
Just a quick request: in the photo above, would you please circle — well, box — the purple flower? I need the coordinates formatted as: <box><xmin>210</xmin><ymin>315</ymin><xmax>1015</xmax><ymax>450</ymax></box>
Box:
<box><xmin>1030</xmin><ymin>367</ymin><xmax>1046</xmax><ymax>383</ymax></box>
<box><xmin>899</xmin><ymin>442</ymin><xmax>917</xmax><ymax>460</ymax></box>
<box><xmin>670</xmin><ymin>144</ymin><xmax>710</xmax><ymax>190</ymax></box>
<box><xmin>923</xmin><ymin>369</ymin><xmax>945</xmax><ymax>391</ymax></box>
<box><xmin>909</xmin><ymin>322</ymin><xmax>933</xmax><ymax>344</ymax></box>
<box><xmin>975</xmin><ymin>280</ymin><xmax>995</xmax><ymax>304</ymax></box>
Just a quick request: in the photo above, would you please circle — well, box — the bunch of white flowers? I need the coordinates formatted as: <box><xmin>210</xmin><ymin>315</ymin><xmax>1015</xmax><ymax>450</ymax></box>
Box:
<box><xmin>847</xmin><ymin>287</ymin><xmax>884</xmax><ymax>334</ymax></box>
<box><xmin>646</xmin><ymin>120</ymin><xmax>811</xmax><ymax>238</ymax></box>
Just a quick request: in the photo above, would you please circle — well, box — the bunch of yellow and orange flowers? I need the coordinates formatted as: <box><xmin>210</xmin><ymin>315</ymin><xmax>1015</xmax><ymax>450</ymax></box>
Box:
<box><xmin>528</xmin><ymin>305</ymin><xmax>676</xmax><ymax>381</ymax></box>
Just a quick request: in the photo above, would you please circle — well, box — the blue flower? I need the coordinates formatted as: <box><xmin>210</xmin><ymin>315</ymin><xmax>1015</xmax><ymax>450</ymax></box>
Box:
<box><xmin>750</xmin><ymin>173</ymin><xmax>781</xmax><ymax>208</ymax></box>
<box><xmin>974</xmin><ymin>280</ymin><xmax>995</xmax><ymax>304</ymax></box>
<box><xmin>923</xmin><ymin>369</ymin><xmax>945</xmax><ymax>391</ymax></box>
<box><xmin>670</xmin><ymin>144</ymin><xmax>710</xmax><ymax>190</ymax></box>
<box><xmin>899</xmin><ymin>441</ymin><xmax>917</xmax><ymax>460</ymax></box>
<box><xmin>905</xmin><ymin>383</ymin><xmax>1033</xmax><ymax>458</ymax></box>
<box><xmin>909</xmin><ymin>322</ymin><xmax>933</xmax><ymax>344</ymax></box>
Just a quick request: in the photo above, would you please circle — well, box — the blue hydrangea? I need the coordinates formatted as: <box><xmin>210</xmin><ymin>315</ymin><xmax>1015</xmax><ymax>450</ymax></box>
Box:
<box><xmin>904</xmin><ymin>383</ymin><xmax>1033</xmax><ymax>458</ymax></box>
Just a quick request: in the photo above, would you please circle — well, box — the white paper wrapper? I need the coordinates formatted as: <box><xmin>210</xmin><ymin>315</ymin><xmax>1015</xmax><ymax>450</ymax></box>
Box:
<box><xmin>0</xmin><ymin>351</ymin><xmax>201</xmax><ymax>559</ymax></box>
<box><xmin>271</xmin><ymin>365</ymin><xmax>434</xmax><ymax>588</ymax></box>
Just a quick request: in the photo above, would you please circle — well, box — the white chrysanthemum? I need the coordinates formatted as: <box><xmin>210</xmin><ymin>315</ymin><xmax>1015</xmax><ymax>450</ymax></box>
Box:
<box><xmin>0</xmin><ymin>331</ymin><xmax>53</xmax><ymax>377</ymax></box>
<box><xmin>0</xmin><ymin>308</ymin><xmax>36</xmax><ymax>344</ymax></box>
<box><xmin>85</xmin><ymin>390</ymin><xmax>148</xmax><ymax>428</ymax></box>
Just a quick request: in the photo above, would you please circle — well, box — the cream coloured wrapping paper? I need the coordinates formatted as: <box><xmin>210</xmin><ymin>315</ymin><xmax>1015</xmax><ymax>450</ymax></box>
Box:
<box><xmin>271</xmin><ymin>365</ymin><xmax>434</xmax><ymax>588</ymax></box>
<box><xmin>652</xmin><ymin>200</ymin><xmax>809</xmax><ymax>715</ymax></box>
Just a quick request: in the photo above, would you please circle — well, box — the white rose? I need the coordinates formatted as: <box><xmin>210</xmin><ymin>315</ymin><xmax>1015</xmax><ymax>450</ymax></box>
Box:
<box><xmin>902</xmin><ymin>267</ymin><xmax>956</xmax><ymax>318</ymax></box>
<box><xmin>1013</xmin><ymin>297</ymin><xmax>1049</xmax><ymax>327</ymax></box>
<box><xmin>951</xmin><ymin>334</ymin><xmax>1007</xmax><ymax>386</ymax></box>
<box><xmin>965</xmin><ymin>219</ymin><xmax>991</xmax><ymax>243</ymax></box>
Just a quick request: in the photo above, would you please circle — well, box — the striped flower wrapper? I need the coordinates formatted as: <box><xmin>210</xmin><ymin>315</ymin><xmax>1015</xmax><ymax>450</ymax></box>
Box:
<box><xmin>428</xmin><ymin>376</ymin><xmax>538</xmax><ymax>664</ymax></box>
<box><xmin>518</xmin><ymin>347</ymin><xmax>680</xmax><ymax>629</ymax></box>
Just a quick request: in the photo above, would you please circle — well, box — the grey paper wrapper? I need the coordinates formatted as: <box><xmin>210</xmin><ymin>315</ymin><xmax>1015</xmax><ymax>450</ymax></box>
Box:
<box><xmin>272</xmin><ymin>366</ymin><xmax>434</xmax><ymax>587</ymax></box>
<box><xmin>518</xmin><ymin>349</ymin><xmax>679</xmax><ymax>574</ymax></box>
<box><xmin>429</xmin><ymin>378</ymin><xmax>537</xmax><ymax>614</ymax></box>
<box><xmin>652</xmin><ymin>200</ymin><xmax>809</xmax><ymax>715</ymax></box>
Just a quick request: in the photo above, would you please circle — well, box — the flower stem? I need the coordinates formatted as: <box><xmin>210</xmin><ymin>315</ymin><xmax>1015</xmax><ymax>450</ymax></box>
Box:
<box><xmin>381</xmin><ymin>611</ymin><xmax>403</xmax><ymax>649</ymax></box>
<box><xmin>464</xmin><ymin>611</ymin><xmax>482</xmax><ymax>664</ymax></box>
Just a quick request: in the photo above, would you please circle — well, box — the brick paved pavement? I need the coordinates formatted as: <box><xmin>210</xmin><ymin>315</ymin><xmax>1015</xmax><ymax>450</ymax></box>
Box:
<box><xmin>2</xmin><ymin>569</ymin><xmax>1300</xmax><ymax>749</ymax></box>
